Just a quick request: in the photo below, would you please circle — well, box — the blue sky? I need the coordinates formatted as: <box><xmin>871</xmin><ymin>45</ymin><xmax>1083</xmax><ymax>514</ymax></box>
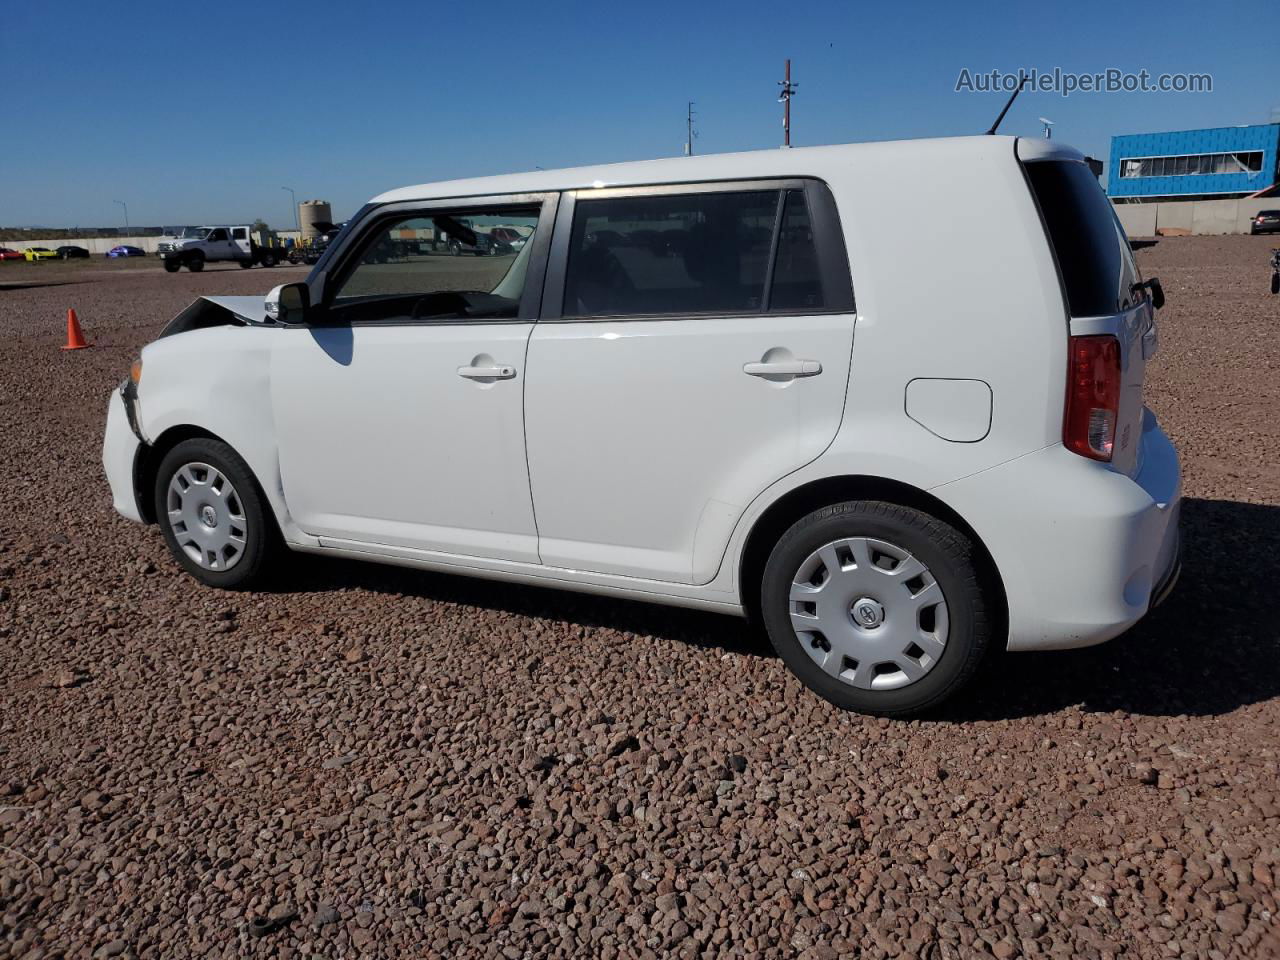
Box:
<box><xmin>2</xmin><ymin>0</ymin><xmax>1276</xmax><ymax>228</ymax></box>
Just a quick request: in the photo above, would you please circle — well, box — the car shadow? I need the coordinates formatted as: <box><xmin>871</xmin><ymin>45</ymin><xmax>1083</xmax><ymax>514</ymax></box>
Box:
<box><xmin>272</xmin><ymin>496</ymin><xmax>1278</xmax><ymax>719</ymax></box>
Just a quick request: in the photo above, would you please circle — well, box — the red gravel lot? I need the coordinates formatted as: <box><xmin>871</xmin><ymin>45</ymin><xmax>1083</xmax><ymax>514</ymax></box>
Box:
<box><xmin>1</xmin><ymin>240</ymin><xmax>1278</xmax><ymax>959</ymax></box>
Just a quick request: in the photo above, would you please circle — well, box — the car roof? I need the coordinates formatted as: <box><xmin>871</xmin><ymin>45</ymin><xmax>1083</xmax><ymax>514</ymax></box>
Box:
<box><xmin>371</xmin><ymin>135</ymin><xmax>1076</xmax><ymax>204</ymax></box>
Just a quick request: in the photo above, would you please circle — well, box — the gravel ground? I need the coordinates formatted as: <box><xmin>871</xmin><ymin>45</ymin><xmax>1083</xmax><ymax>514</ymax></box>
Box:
<box><xmin>1</xmin><ymin>239</ymin><xmax>1278</xmax><ymax>959</ymax></box>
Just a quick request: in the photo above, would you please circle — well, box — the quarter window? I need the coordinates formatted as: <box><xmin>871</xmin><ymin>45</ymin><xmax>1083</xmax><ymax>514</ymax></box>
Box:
<box><xmin>770</xmin><ymin>190</ymin><xmax>825</xmax><ymax>311</ymax></box>
<box><xmin>329</xmin><ymin>207</ymin><xmax>540</xmax><ymax>323</ymax></box>
<box><xmin>562</xmin><ymin>186</ymin><xmax>835</xmax><ymax>319</ymax></box>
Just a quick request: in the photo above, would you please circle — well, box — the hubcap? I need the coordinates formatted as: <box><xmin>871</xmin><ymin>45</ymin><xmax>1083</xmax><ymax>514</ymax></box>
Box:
<box><xmin>166</xmin><ymin>462</ymin><xmax>248</xmax><ymax>571</ymax></box>
<box><xmin>789</xmin><ymin>537</ymin><xmax>949</xmax><ymax>691</ymax></box>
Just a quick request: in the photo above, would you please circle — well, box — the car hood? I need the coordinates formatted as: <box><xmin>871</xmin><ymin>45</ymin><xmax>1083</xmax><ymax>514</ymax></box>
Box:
<box><xmin>203</xmin><ymin>295</ymin><xmax>270</xmax><ymax>323</ymax></box>
<box><xmin>158</xmin><ymin>295</ymin><xmax>271</xmax><ymax>338</ymax></box>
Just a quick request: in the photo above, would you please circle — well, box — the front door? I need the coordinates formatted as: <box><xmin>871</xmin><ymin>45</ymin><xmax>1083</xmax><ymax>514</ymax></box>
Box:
<box><xmin>271</xmin><ymin>197</ymin><xmax>554</xmax><ymax>562</ymax></box>
<box><xmin>524</xmin><ymin>181</ymin><xmax>856</xmax><ymax>584</ymax></box>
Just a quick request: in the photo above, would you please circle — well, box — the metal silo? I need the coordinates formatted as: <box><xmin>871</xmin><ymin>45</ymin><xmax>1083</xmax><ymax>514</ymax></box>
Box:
<box><xmin>299</xmin><ymin>200</ymin><xmax>333</xmax><ymax>242</ymax></box>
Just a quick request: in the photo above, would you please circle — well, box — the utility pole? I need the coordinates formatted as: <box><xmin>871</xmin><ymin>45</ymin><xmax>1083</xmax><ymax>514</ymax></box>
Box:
<box><xmin>281</xmin><ymin>186</ymin><xmax>300</xmax><ymax>233</ymax></box>
<box><xmin>778</xmin><ymin>59</ymin><xmax>797</xmax><ymax>148</ymax></box>
<box><xmin>113</xmin><ymin>200</ymin><xmax>129</xmax><ymax>232</ymax></box>
<box><xmin>685</xmin><ymin>101</ymin><xmax>697</xmax><ymax>156</ymax></box>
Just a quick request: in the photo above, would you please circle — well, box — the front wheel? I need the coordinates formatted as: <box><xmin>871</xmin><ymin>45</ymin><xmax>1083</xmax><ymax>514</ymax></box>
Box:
<box><xmin>163</xmin><ymin>259</ymin><xmax>180</xmax><ymax>273</ymax></box>
<box><xmin>154</xmin><ymin>438</ymin><xmax>279</xmax><ymax>589</ymax></box>
<box><xmin>760</xmin><ymin>501</ymin><xmax>992</xmax><ymax>716</ymax></box>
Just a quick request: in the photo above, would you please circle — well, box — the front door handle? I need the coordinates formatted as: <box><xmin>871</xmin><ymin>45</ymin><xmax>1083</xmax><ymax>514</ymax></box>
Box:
<box><xmin>743</xmin><ymin>359</ymin><xmax>822</xmax><ymax>378</ymax></box>
<box><xmin>458</xmin><ymin>364</ymin><xmax>516</xmax><ymax>381</ymax></box>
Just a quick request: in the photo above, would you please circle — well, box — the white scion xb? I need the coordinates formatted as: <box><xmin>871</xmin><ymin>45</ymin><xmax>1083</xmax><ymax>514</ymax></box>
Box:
<box><xmin>103</xmin><ymin>136</ymin><xmax>1181</xmax><ymax>715</ymax></box>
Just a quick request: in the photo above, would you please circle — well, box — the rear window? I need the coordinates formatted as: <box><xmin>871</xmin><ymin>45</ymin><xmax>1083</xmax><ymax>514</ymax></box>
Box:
<box><xmin>1025</xmin><ymin>160</ymin><xmax>1139</xmax><ymax>317</ymax></box>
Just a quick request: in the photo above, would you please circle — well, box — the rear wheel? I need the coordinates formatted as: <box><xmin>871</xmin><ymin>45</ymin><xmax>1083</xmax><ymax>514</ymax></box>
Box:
<box><xmin>1272</xmin><ymin>271</ymin><xmax>1279</xmax><ymax>295</ymax></box>
<box><xmin>154</xmin><ymin>438</ymin><xmax>278</xmax><ymax>589</ymax></box>
<box><xmin>260</xmin><ymin>252</ymin><xmax>277</xmax><ymax>267</ymax></box>
<box><xmin>760</xmin><ymin>500</ymin><xmax>991</xmax><ymax>716</ymax></box>
<box><xmin>186</xmin><ymin>254</ymin><xmax>204</xmax><ymax>273</ymax></box>
<box><xmin>238</xmin><ymin>259</ymin><xmax>253</xmax><ymax>269</ymax></box>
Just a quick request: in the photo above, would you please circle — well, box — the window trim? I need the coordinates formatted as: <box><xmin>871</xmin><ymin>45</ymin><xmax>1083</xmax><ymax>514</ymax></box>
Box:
<box><xmin>540</xmin><ymin>177</ymin><xmax>853</xmax><ymax>322</ymax></box>
<box><xmin>306</xmin><ymin>192</ymin><xmax>560</xmax><ymax>327</ymax></box>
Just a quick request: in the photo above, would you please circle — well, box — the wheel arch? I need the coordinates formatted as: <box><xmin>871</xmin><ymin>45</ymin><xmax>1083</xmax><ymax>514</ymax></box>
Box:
<box><xmin>737</xmin><ymin>474</ymin><xmax>1008</xmax><ymax>635</ymax></box>
<box><xmin>134</xmin><ymin>425</ymin><xmax>242</xmax><ymax>524</ymax></box>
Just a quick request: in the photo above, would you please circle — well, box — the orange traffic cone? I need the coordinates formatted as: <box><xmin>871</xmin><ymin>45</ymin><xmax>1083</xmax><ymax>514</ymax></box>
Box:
<box><xmin>63</xmin><ymin>309</ymin><xmax>89</xmax><ymax>350</ymax></box>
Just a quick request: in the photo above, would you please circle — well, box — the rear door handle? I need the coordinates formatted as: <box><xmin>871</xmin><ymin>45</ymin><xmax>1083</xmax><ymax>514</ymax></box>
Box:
<box><xmin>457</xmin><ymin>364</ymin><xmax>516</xmax><ymax>380</ymax></box>
<box><xmin>743</xmin><ymin>359</ymin><xmax>822</xmax><ymax>378</ymax></box>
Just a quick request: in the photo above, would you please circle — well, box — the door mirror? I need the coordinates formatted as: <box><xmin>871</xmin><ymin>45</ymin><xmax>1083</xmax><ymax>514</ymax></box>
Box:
<box><xmin>265</xmin><ymin>282</ymin><xmax>310</xmax><ymax>325</ymax></box>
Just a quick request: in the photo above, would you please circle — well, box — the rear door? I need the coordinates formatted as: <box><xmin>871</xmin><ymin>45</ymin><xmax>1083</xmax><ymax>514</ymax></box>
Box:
<box><xmin>524</xmin><ymin>180</ymin><xmax>856</xmax><ymax>584</ymax></box>
<box><xmin>1022</xmin><ymin>150</ymin><xmax>1153</xmax><ymax>476</ymax></box>
<box><xmin>231</xmin><ymin>226</ymin><xmax>252</xmax><ymax>259</ymax></box>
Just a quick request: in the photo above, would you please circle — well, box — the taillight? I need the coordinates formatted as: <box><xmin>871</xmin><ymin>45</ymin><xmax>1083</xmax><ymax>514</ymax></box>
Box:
<box><xmin>1064</xmin><ymin>335</ymin><xmax>1121</xmax><ymax>461</ymax></box>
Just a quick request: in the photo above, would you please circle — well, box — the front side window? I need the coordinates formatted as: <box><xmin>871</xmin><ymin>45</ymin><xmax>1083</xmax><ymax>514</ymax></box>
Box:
<box><xmin>329</xmin><ymin>206</ymin><xmax>540</xmax><ymax>323</ymax></box>
<box><xmin>207</xmin><ymin>228</ymin><xmax>229</xmax><ymax>242</ymax></box>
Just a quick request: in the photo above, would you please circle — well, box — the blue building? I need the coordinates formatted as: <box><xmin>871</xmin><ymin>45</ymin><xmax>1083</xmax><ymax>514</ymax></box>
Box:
<box><xmin>1107</xmin><ymin>123</ymin><xmax>1280</xmax><ymax>201</ymax></box>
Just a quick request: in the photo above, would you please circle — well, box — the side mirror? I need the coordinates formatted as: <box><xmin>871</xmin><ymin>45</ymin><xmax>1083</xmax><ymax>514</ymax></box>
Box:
<box><xmin>264</xmin><ymin>282</ymin><xmax>310</xmax><ymax>325</ymax></box>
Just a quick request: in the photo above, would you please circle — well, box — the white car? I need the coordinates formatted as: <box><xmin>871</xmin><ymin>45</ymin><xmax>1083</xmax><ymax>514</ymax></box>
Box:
<box><xmin>103</xmin><ymin>137</ymin><xmax>1181</xmax><ymax>715</ymax></box>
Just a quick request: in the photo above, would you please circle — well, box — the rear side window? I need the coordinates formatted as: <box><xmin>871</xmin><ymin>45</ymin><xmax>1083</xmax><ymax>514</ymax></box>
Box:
<box><xmin>232</xmin><ymin>227</ymin><xmax>247</xmax><ymax>240</ymax></box>
<box><xmin>562</xmin><ymin>185</ymin><xmax>846</xmax><ymax>318</ymax></box>
<box><xmin>1025</xmin><ymin>160</ymin><xmax>1139</xmax><ymax>317</ymax></box>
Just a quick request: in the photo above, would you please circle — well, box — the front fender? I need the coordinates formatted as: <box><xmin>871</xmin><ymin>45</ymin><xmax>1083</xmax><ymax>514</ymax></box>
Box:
<box><xmin>136</xmin><ymin>325</ymin><xmax>314</xmax><ymax>545</ymax></box>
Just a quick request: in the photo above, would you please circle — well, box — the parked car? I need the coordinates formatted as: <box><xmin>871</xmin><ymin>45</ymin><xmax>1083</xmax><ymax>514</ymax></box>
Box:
<box><xmin>0</xmin><ymin>248</ymin><xmax>25</xmax><ymax>261</ymax></box>
<box><xmin>102</xmin><ymin>137</ymin><xmax>1181</xmax><ymax>716</ymax></box>
<box><xmin>56</xmin><ymin>245</ymin><xmax>91</xmax><ymax>259</ymax></box>
<box><xmin>1250</xmin><ymin>210</ymin><xmax>1280</xmax><ymax>235</ymax></box>
<box><xmin>488</xmin><ymin>227</ymin><xmax>526</xmax><ymax>254</ymax></box>
<box><xmin>23</xmin><ymin>247</ymin><xmax>58</xmax><ymax>261</ymax></box>
<box><xmin>106</xmin><ymin>245</ymin><xmax>147</xmax><ymax>258</ymax></box>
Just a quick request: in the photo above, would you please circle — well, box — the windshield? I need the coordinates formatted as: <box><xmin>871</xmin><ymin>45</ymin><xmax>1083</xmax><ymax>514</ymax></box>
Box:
<box><xmin>178</xmin><ymin>227</ymin><xmax>211</xmax><ymax>239</ymax></box>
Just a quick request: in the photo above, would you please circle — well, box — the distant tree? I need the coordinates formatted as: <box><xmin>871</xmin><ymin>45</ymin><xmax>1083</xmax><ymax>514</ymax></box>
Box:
<box><xmin>251</xmin><ymin>219</ymin><xmax>270</xmax><ymax>233</ymax></box>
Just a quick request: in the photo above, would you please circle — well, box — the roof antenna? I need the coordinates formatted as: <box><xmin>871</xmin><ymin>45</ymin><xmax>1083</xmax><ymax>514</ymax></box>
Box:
<box><xmin>986</xmin><ymin>73</ymin><xmax>1029</xmax><ymax>135</ymax></box>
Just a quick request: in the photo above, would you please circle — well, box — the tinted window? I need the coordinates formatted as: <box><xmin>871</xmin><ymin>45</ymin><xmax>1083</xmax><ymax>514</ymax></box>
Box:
<box><xmin>329</xmin><ymin>206</ymin><xmax>539</xmax><ymax>323</ymax></box>
<box><xmin>1025</xmin><ymin>160</ymin><xmax>1139</xmax><ymax>317</ymax></box>
<box><xmin>564</xmin><ymin>191</ymin><xmax>777</xmax><ymax>317</ymax></box>
<box><xmin>232</xmin><ymin>227</ymin><xmax>247</xmax><ymax>240</ymax></box>
<box><xmin>207</xmin><ymin>228</ymin><xmax>229</xmax><ymax>242</ymax></box>
<box><xmin>770</xmin><ymin>189</ymin><xmax>825</xmax><ymax>311</ymax></box>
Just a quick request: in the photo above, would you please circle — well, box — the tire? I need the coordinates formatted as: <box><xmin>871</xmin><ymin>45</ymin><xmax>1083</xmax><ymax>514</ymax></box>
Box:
<box><xmin>1271</xmin><ymin>271</ymin><xmax>1279</xmax><ymax>295</ymax></box>
<box><xmin>449</xmin><ymin>242</ymin><xmax>461</xmax><ymax>256</ymax></box>
<box><xmin>154</xmin><ymin>438</ymin><xmax>279</xmax><ymax>589</ymax></box>
<box><xmin>238</xmin><ymin>259</ymin><xmax>254</xmax><ymax>269</ymax></box>
<box><xmin>260</xmin><ymin>252</ymin><xmax>277</xmax><ymax>267</ymax></box>
<box><xmin>163</xmin><ymin>260</ymin><xmax>180</xmax><ymax>273</ymax></box>
<box><xmin>187</xmin><ymin>255</ymin><xmax>204</xmax><ymax>273</ymax></box>
<box><xmin>759</xmin><ymin>500</ymin><xmax>991</xmax><ymax>717</ymax></box>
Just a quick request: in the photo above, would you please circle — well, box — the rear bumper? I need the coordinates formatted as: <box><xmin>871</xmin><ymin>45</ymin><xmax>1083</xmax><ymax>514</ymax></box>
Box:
<box><xmin>102</xmin><ymin>387</ymin><xmax>144</xmax><ymax>523</ymax></box>
<box><xmin>935</xmin><ymin>408</ymin><xmax>1181</xmax><ymax>652</ymax></box>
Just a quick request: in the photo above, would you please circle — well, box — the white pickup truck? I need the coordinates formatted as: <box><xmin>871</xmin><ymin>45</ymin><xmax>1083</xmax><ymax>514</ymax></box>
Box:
<box><xmin>157</xmin><ymin>226</ymin><xmax>287</xmax><ymax>273</ymax></box>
